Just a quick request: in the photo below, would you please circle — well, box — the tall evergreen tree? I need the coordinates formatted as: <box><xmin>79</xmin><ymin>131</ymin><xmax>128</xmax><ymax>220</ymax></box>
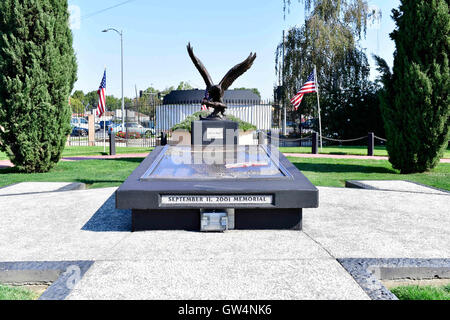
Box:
<box><xmin>0</xmin><ymin>0</ymin><xmax>77</xmax><ymax>172</ymax></box>
<box><xmin>379</xmin><ymin>0</ymin><xmax>449</xmax><ymax>173</ymax></box>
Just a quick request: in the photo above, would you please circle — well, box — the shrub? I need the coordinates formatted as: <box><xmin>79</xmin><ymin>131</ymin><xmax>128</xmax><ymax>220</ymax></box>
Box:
<box><xmin>0</xmin><ymin>0</ymin><xmax>77</xmax><ymax>172</ymax></box>
<box><xmin>116</xmin><ymin>131</ymin><xmax>142</xmax><ymax>139</ymax></box>
<box><xmin>379</xmin><ymin>0</ymin><xmax>449</xmax><ymax>173</ymax></box>
<box><xmin>171</xmin><ymin>111</ymin><xmax>257</xmax><ymax>133</ymax></box>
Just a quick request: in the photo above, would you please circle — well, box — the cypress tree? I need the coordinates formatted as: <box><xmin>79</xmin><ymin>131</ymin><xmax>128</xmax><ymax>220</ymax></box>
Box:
<box><xmin>380</xmin><ymin>0</ymin><xmax>449</xmax><ymax>173</ymax></box>
<box><xmin>0</xmin><ymin>0</ymin><xmax>77</xmax><ymax>173</ymax></box>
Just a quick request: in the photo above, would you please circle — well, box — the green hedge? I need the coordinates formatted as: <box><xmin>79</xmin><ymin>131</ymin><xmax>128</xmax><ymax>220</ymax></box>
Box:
<box><xmin>171</xmin><ymin>111</ymin><xmax>257</xmax><ymax>133</ymax></box>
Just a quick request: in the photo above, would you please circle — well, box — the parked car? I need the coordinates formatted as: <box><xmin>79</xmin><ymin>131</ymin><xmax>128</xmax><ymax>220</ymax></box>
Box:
<box><xmin>71</xmin><ymin>126</ymin><xmax>88</xmax><ymax>137</ymax></box>
<box><xmin>141</xmin><ymin>120</ymin><xmax>155</xmax><ymax>129</ymax></box>
<box><xmin>111</xmin><ymin>122</ymin><xmax>155</xmax><ymax>136</ymax></box>
<box><xmin>71</xmin><ymin>117</ymin><xmax>88</xmax><ymax>129</ymax></box>
<box><xmin>300</xmin><ymin>119</ymin><xmax>318</xmax><ymax>130</ymax></box>
<box><xmin>108</xmin><ymin>123</ymin><xmax>121</xmax><ymax>131</ymax></box>
<box><xmin>99</xmin><ymin>120</ymin><xmax>113</xmax><ymax>130</ymax></box>
<box><xmin>71</xmin><ymin>117</ymin><xmax>100</xmax><ymax>132</ymax></box>
<box><xmin>286</xmin><ymin>121</ymin><xmax>296</xmax><ymax>128</ymax></box>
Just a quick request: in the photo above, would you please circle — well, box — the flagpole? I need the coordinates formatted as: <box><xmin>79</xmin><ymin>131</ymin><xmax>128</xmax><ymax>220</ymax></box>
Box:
<box><xmin>103</xmin><ymin>67</ymin><xmax>106</xmax><ymax>153</ymax></box>
<box><xmin>314</xmin><ymin>65</ymin><xmax>323</xmax><ymax>149</ymax></box>
<box><xmin>282</xmin><ymin>30</ymin><xmax>287</xmax><ymax>136</ymax></box>
<box><xmin>103</xmin><ymin>113</ymin><xmax>106</xmax><ymax>153</ymax></box>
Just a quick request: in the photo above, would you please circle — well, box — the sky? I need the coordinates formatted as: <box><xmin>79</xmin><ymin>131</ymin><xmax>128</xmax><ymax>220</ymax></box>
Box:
<box><xmin>68</xmin><ymin>0</ymin><xmax>400</xmax><ymax>100</ymax></box>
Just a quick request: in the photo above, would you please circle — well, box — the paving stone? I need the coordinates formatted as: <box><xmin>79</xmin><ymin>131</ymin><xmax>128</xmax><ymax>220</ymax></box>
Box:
<box><xmin>303</xmin><ymin>187</ymin><xmax>450</xmax><ymax>258</ymax></box>
<box><xmin>346</xmin><ymin>180</ymin><xmax>448</xmax><ymax>195</ymax></box>
<box><xmin>0</xmin><ymin>182</ymin><xmax>86</xmax><ymax>196</ymax></box>
<box><xmin>67</xmin><ymin>259</ymin><xmax>369</xmax><ymax>300</ymax></box>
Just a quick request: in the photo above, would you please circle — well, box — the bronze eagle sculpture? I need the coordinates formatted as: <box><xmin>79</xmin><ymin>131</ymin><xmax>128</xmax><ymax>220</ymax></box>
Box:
<box><xmin>187</xmin><ymin>43</ymin><xmax>256</xmax><ymax>120</ymax></box>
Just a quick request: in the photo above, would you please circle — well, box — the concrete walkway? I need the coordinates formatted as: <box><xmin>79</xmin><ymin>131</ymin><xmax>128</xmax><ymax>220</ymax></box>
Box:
<box><xmin>0</xmin><ymin>184</ymin><xmax>448</xmax><ymax>300</ymax></box>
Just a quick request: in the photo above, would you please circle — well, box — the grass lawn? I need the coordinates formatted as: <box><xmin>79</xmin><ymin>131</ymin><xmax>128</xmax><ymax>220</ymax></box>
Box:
<box><xmin>0</xmin><ymin>146</ymin><xmax>153</xmax><ymax>160</ymax></box>
<box><xmin>1</xmin><ymin>145</ymin><xmax>448</xmax><ymax>160</ymax></box>
<box><xmin>391</xmin><ymin>284</ymin><xmax>450</xmax><ymax>300</ymax></box>
<box><xmin>280</xmin><ymin>145</ymin><xmax>450</xmax><ymax>158</ymax></box>
<box><xmin>0</xmin><ymin>158</ymin><xmax>144</xmax><ymax>189</ymax></box>
<box><xmin>62</xmin><ymin>146</ymin><xmax>153</xmax><ymax>157</ymax></box>
<box><xmin>0</xmin><ymin>285</ymin><xmax>39</xmax><ymax>300</ymax></box>
<box><xmin>1</xmin><ymin>156</ymin><xmax>449</xmax><ymax>191</ymax></box>
<box><xmin>289</xmin><ymin>157</ymin><xmax>450</xmax><ymax>191</ymax></box>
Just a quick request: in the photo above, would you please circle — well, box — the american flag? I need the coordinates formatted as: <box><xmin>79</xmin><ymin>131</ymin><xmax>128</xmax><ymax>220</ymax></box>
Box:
<box><xmin>96</xmin><ymin>70</ymin><xmax>106</xmax><ymax>118</ymax></box>
<box><xmin>201</xmin><ymin>88</ymin><xmax>209</xmax><ymax>111</ymax></box>
<box><xmin>290</xmin><ymin>71</ymin><xmax>317</xmax><ymax>110</ymax></box>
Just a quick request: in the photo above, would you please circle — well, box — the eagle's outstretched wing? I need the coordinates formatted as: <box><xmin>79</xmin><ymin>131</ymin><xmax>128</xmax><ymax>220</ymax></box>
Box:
<box><xmin>219</xmin><ymin>53</ymin><xmax>256</xmax><ymax>91</ymax></box>
<box><xmin>187</xmin><ymin>43</ymin><xmax>213</xmax><ymax>88</ymax></box>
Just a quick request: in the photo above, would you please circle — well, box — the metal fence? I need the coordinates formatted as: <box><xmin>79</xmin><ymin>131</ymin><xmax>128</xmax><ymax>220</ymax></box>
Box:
<box><xmin>156</xmin><ymin>100</ymin><xmax>273</xmax><ymax>132</ymax></box>
<box><xmin>67</xmin><ymin>126</ymin><xmax>159</xmax><ymax>148</ymax></box>
<box><xmin>67</xmin><ymin>98</ymin><xmax>390</xmax><ymax>150</ymax></box>
<box><xmin>67</xmin><ymin>100</ymin><xmax>277</xmax><ymax>148</ymax></box>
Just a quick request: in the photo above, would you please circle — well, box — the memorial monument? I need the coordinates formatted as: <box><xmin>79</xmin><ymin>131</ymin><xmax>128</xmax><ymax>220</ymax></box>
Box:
<box><xmin>116</xmin><ymin>43</ymin><xmax>319</xmax><ymax>232</ymax></box>
<box><xmin>187</xmin><ymin>42</ymin><xmax>256</xmax><ymax>120</ymax></box>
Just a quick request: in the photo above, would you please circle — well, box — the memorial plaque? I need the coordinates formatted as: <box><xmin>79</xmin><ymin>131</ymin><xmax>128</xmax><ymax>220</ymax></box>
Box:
<box><xmin>191</xmin><ymin>120</ymin><xmax>239</xmax><ymax>146</ymax></box>
<box><xmin>206</xmin><ymin>128</ymin><xmax>223</xmax><ymax>140</ymax></box>
<box><xmin>161</xmin><ymin>195</ymin><xmax>274</xmax><ymax>205</ymax></box>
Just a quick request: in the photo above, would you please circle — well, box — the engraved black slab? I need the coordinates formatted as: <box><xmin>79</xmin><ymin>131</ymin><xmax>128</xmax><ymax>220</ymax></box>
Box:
<box><xmin>191</xmin><ymin>120</ymin><xmax>239</xmax><ymax>146</ymax></box>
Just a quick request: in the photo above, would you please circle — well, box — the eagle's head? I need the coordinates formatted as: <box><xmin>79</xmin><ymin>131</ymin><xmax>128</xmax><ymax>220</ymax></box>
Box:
<box><xmin>208</xmin><ymin>85</ymin><xmax>223</xmax><ymax>102</ymax></box>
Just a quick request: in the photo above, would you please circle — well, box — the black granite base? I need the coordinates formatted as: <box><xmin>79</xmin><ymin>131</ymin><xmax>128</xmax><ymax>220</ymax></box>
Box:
<box><xmin>132</xmin><ymin>209</ymin><xmax>200</xmax><ymax>232</ymax></box>
<box><xmin>235</xmin><ymin>208</ymin><xmax>302</xmax><ymax>230</ymax></box>
<box><xmin>191</xmin><ymin>120</ymin><xmax>239</xmax><ymax>145</ymax></box>
<box><xmin>132</xmin><ymin>208</ymin><xmax>302</xmax><ymax>231</ymax></box>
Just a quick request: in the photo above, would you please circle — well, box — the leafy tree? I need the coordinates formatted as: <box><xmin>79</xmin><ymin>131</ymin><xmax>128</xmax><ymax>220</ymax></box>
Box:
<box><xmin>81</xmin><ymin>91</ymin><xmax>121</xmax><ymax>111</ymax></box>
<box><xmin>320</xmin><ymin>82</ymin><xmax>385</xmax><ymax>140</ymax></box>
<box><xmin>277</xmin><ymin>0</ymin><xmax>378</xmax><ymax>137</ymax></box>
<box><xmin>70</xmin><ymin>90</ymin><xmax>86</xmax><ymax>114</ymax></box>
<box><xmin>140</xmin><ymin>86</ymin><xmax>161</xmax><ymax>105</ymax></box>
<box><xmin>71</xmin><ymin>90</ymin><xmax>85</xmax><ymax>102</ymax></box>
<box><xmin>0</xmin><ymin>0</ymin><xmax>77</xmax><ymax>172</ymax></box>
<box><xmin>105</xmin><ymin>96</ymin><xmax>121</xmax><ymax>111</ymax></box>
<box><xmin>176</xmin><ymin>81</ymin><xmax>193</xmax><ymax>90</ymax></box>
<box><xmin>282</xmin><ymin>0</ymin><xmax>368</xmax><ymax>35</ymax></box>
<box><xmin>69</xmin><ymin>97</ymin><xmax>83</xmax><ymax>115</ymax></box>
<box><xmin>376</xmin><ymin>0</ymin><xmax>449</xmax><ymax>173</ymax></box>
<box><xmin>161</xmin><ymin>86</ymin><xmax>175</xmax><ymax>97</ymax></box>
<box><xmin>84</xmin><ymin>90</ymin><xmax>99</xmax><ymax>111</ymax></box>
<box><xmin>137</xmin><ymin>87</ymin><xmax>160</xmax><ymax>121</ymax></box>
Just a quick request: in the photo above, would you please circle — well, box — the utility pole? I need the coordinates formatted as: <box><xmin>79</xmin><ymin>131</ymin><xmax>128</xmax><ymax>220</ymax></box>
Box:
<box><xmin>282</xmin><ymin>30</ymin><xmax>287</xmax><ymax>136</ymax></box>
<box><xmin>135</xmin><ymin>85</ymin><xmax>139</xmax><ymax>124</ymax></box>
<box><xmin>314</xmin><ymin>65</ymin><xmax>323</xmax><ymax>149</ymax></box>
<box><xmin>102</xmin><ymin>28</ymin><xmax>124</xmax><ymax>130</ymax></box>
